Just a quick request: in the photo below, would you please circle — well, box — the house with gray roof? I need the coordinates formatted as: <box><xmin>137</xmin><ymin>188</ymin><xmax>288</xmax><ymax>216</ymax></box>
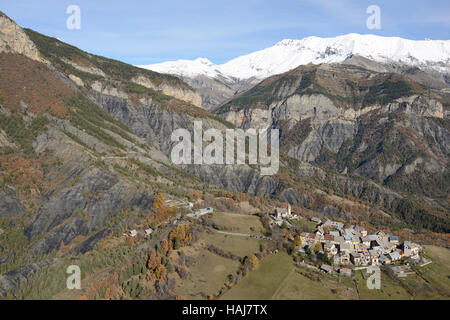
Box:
<box><xmin>350</xmin><ymin>253</ymin><xmax>362</xmax><ymax>266</ymax></box>
<box><xmin>324</xmin><ymin>243</ymin><xmax>338</xmax><ymax>255</ymax></box>
<box><xmin>361</xmin><ymin>236</ymin><xmax>371</xmax><ymax>247</ymax></box>
<box><xmin>194</xmin><ymin>207</ymin><xmax>214</xmax><ymax>216</ymax></box>
<box><xmin>389</xmin><ymin>251</ymin><xmax>401</xmax><ymax>262</ymax></box>
<box><xmin>389</xmin><ymin>235</ymin><xmax>399</xmax><ymax>244</ymax></box>
<box><xmin>329</xmin><ymin>231</ymin><xmax>340</xmax><ymax>237</ymax></box>
<box><xmin>389</xmin><ymin>265</ymin><xmax>412</xmax><ymax>278</ymax></box>
<box><xmin>379</xmin><ymin>255</ymin><xmax>392</xmax><ymax>265</ymax></box>
<box><xmin>339</xmin><ymin>253</ymin><xmax>350</xmax><ymax>265</ymax></box>
<box><xmin>340</xmin><ymin>243</ymin><xmax>354</xmax><ymax>254</ymax></box>
<box><xmin>355</xmin><ymin>225</ymin><xmax>367</xmax><ymax>237</ymax></box>
<box><xmin>334</xmin><ymin>236</ymin><xmax>345</xmax><ymax>245</ymax></box>
<box><xmin>369</xmin><ymin>250</ymin><xmax>380</xmax><ymax>265</ymax></box>
<box><xmin>404</xmin><ymin>242</ymin><xmax>420</xmax><ymax>257</ymax></box>
<box><xmin>344</xmin><ymin>235</ymin><xmax>353</xmax><ymax>243</ymax></box>
<box><xmin>320</xmin><ymin>264</ymin><xmax>334</xmax><ymax>274</ymax></box>
<box><xmin>323</xmin><ymin>220</ymin><xmax>344</xmax><ymax>230</ymax></box>
<box><xmin>361</xmin><ymin>251</ymin><xmax>371</xmax><ymax>265</ymax></box>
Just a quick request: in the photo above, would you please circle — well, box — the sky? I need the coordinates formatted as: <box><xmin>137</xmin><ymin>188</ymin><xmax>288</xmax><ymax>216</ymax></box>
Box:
<box><xmin>1</xmin><ymin>0</ymin><xmax>449</xmax><ymax>65</ymax></box>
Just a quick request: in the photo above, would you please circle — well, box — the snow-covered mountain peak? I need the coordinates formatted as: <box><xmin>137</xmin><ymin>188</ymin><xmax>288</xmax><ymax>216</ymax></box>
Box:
<box><xmin>195</xmin><ymin>57</ymin><xmax>214</xmax><ymax>64</ymax></box>
<box><xmin>138</xmin><ymin>33</ymin><xmax>450</xmax><ymax>81</ymax></box>
<box><xmin>143</xmin><ymin>57</ymin><xmax>222</xmax><ymax>78</ymax></box>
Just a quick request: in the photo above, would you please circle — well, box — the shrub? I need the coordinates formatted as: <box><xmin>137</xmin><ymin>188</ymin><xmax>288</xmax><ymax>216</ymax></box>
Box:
<box><xmin>0</xmin><ymin>114</ymin><xmax>49</xmax><ymax>156</ymax></box>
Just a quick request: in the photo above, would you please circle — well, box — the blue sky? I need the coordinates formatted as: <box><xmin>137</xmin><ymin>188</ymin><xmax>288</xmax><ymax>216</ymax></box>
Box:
<box><xmin>1</xmin><ymin>0</ymin><xmax>449</xmax><ymax>65</ymax></box>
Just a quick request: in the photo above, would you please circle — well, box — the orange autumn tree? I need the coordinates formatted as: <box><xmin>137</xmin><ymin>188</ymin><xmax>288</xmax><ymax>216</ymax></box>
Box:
<box><xmin>154</xmin><ymin>264</ymin><xmax>167</xmax><ymax>283</ymax></box>
<box><xmin>285</xmin><ymin>233</ymin><xmax>293</xmax><ymax>240</ymax></box>
<box><xmin>189</xmin><ymin>190</ymin><xmax>203</xmax><ymax>200</ymax></box>
<box><xmin>246</xmin><ymin>254</ymin><xmax>259</xmax><ymax>270</ymax></box>
<box><xmin>146</xmin><ymin>249</ymin><xmax>164</xmax><ymax>282</ymax></box>
<box><xmin>160</xmin><ymin>238</ymin><xmax>170</xmax><ymax>256</ymax></box>
<box><xmin>169</xmin><ymin>225</ymin><xmax>193</xmax><ymax>249</ymax></box>
<box><xmin>146</xmin><ymin>250</ymin><xmax>162</xmax><ymax>271</ymax></box>
<box><xmin>152</xmin><ymin>193</ymin><xmax>170</xmax><ymax>223</ymax></box>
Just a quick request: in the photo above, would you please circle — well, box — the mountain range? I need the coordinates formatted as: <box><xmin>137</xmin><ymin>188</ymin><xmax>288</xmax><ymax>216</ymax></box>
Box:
<box><xmin>142</xmin><ymin>34</ymin><xmax>450</xmax><ymax>80</ymax></box>
<box><xmin>140</xmin><ymin>34</ymin><xmax>450</xmax><ymax>110</ymax></box>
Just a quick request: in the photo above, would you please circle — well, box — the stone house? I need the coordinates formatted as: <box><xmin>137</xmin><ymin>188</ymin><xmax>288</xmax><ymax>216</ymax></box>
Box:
<box><xmin>340</xmin><ymin>243</ymin><xmax>354</xmax><ymax>254</ymax></box>
<box><xmin>320</xmin><ymin>264</ymin><xmax>334</xmax><ymax>274</ymax></box>
<box><xmin>360</xmin><ymin>236</ymin><xmax>371</xmax><ymax>247</ymax></box>
<box><xmin>324</xmin><ymin>243</ymin><xmax>338</xmax><ymax>256</ymax></box>
<box><xmin>404</xmin><ymin>242</ymin><xmax>420</xmax><ymax>257</ymax></box>
<box><xmin>389</xmin><ymin>251</ymin><xmax>401</xmax><ymax>262</ymax></box>
<box><xmin>329</xmin><ymin>231</ymin><xmax>340</xmax><ymax>237</ymax></box>
<box><xmin>361</xmin><ymin>251</ymin><xmax>371</xmax><ymax>265</ymax></box>
<box><xmin>355</xmin><ymin>225</ymin><xmax>367</xmax><ymax>237</ymax></box>
<box><xmin>389</xmin><ymin>235</ymin><xmax>399</xmax><ymax>244</ymax></box>
<box><xmin>379</xmin><ymin>255</ymin><xmax>392</xmax><ymax>265</ymax></box>
<box><xmin>339</xmin><ymin>253</ymin><xmax>350</xmax><ymax>265</ymax></box>
<box><xmin>350</xmin><ymin>253</ymin><xmax>362</xmax><ymax>266</ymax></box>
<box><xmin>369</xmin><ymin>250</ymin><xmax>380</xmax><ymax>265</ymax></box>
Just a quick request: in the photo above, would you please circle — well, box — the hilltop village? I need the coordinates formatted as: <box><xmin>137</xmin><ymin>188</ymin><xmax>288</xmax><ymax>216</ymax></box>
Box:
<box><xmin>100</xmin><ymin>192</ymin><xmax>441</xmax><ymax>301</ymax></box>
<box><xmin>124</xmin><ymin>199</ymin><xmax>431</xmax><ymax>281</ymax></box>
<box><xmin>269</xmin><ymin>204</ymin><xmax>430</xmax><ymax>277</ymax></box>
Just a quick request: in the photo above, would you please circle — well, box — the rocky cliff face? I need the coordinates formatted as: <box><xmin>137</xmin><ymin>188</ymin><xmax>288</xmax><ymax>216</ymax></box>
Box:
<box><xmin>175</xmin><ymin>74</ymin><xmax>258</xmax><ymax>111</ymax></box>
<box><xmin>216</xmin><ymin>63</ymin><xmax>450</xmax><ymax>202</ymax></box>
<box><xmin>88</xmin><ymin>85</ymin><xmax>279</xmax><ymax>197</ymax></box>
<box><xmin>0</xmin><ymin>12</ymin><xmax>46</xmax><ymax>63</ymax></box>
<box><xmin>0</xmin><ymin>258</ymin><xmax>57</xmax><ymax>297</ymax></box>
<box><xmin>132</xmin><ymin>75</ymin><xmax>202</xmax><ymax>108</ymax></box>
<box><xmin>25</xmin><ymin>166</ymin><xmax>154</xmax><ymax>255</ymax></box>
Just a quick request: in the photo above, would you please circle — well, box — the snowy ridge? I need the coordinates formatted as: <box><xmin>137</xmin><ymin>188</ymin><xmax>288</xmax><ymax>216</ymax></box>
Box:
<box><xmin>138</xmin><ymin>33</ymin><xmax>450</xmax><ymax>81</ymax></box>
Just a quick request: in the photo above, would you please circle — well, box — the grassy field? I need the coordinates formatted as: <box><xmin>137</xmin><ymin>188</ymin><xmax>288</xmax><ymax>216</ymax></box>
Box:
<box><xmin>172</xmin><ymin>246</ymin><xmax>241</xmax><ymax>300</ymax></box>
<box><xmin>398</xmin><ymin>273</ymin><xmax>442</xmax><ymax>299</ymax></box>
<box><xmin>354</xmin><ymin>270</ymin><xmax>411</xmax><ymax>300</ymax></box>
<box><xmin>209</xmin><ymin>212</ymin><xmax>265</xmax><ymax>236</ymax></box>
<box><xmin>412</xmin><ymin>245</ymin><xmax>450</xmax><ymax>298</ymax></box>
<box><xmin>222</xmin><ymin>252</ymin><xmax>356</xmax><ymax>300</ymax></box>
<box><xmin>199</xmin><ymin>232</ymin><xmax>262</xmax><ymax>258</ymax></box>
<box><xmin>273</xmin><ymin>268</ymin><xmax>358</xmax><ymax>300</ymax></box>
<box><xmin>221</xmin><ymin>252</ymin><xmax>294</xmax><ymax>300</ymax></box>
<box><xmin>171</xmin><ymin>211</ymin><xmax>268</xmax><ymax>300</ymax></box>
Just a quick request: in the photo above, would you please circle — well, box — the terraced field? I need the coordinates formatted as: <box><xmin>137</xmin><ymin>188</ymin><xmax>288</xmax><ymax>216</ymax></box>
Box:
<box><xmin>220</xmin><ymin>246</ymin><xmax>450</xmax><ymax>300</ymax></box>
<box><xmin>209</xmin><ymin>212</ymin><xmax>266</xmax><ymax>236</ymax></box>
<box><xmin>221</xmin><ymin>253</ymin><xmax>294</xmax><ymax>300</ymax></box>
